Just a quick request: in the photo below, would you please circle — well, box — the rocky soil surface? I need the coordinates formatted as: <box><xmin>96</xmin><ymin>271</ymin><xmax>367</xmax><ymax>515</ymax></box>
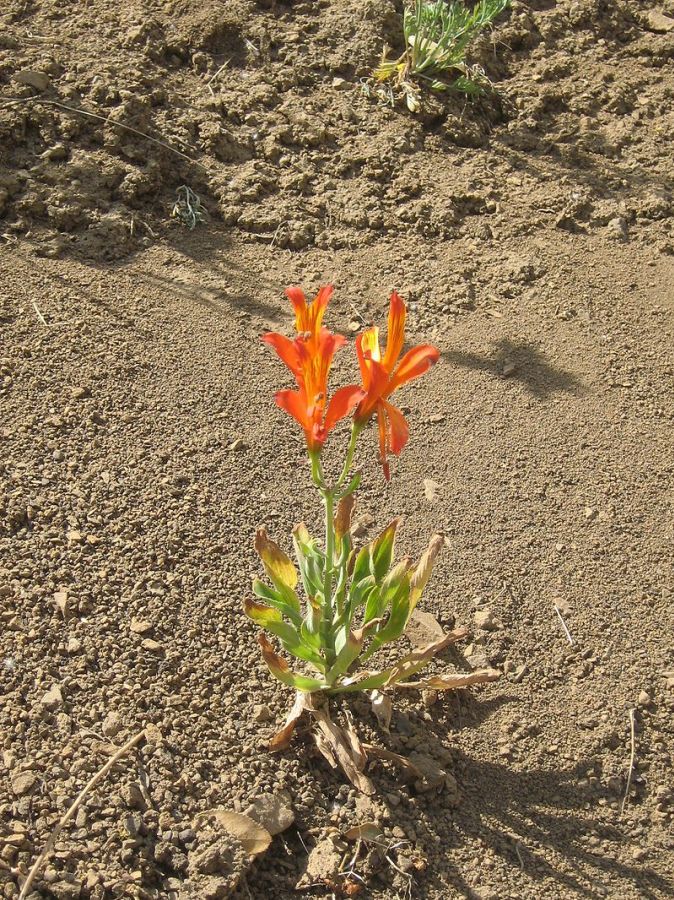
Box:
<box><xmin>1</xmin><ymin>1</ymin><xmax>673</xmax><ymax>899</ymax></box>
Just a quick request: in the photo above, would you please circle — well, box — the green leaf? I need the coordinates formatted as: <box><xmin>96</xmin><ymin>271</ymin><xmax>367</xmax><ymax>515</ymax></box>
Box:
<box><xmin>245</xmin><ymin>600</ymin><xmax>325</xmax><ymax>669</ymax></box>
<box><xmin>369</xmin><ymin>518</ymin><xmax>400</xmax><ymax>582</ymax></box>
<box><xmin>293</xmin><ymin>523</ymin><xmax>325</xmax><ymax>599</ymax></box>
<box><xmin>252</xmin><ymin>578</ymin><xmax>302</xmax><ymax>626</ymax></box>
<box><xmin>326</xmin><ymin>630</ymin><xmax>364</xmax><ymax>682</ymax></box>
<box><xmin>258</xmin><ymin>634</ymin><xmax>327</xmax><ymax>692</ymax></box>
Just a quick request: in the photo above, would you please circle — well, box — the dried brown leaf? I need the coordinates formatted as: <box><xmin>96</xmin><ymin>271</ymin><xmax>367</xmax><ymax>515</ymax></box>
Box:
<box><xmin>269</xmin><ymin>690</ymin><xmax>310</xmax><ymax>751</ymax></box>
<box><xmin>193</xmin><ymin>810</ymin><xmax>272</xmax><ymax>857</ymax></box>
<box><xmin>396</xmin><ymin>669</ymin><xmax>500</xmax><ymax>690</ymax></box>
<box><xmin>312</xmin><ymin>706</ymin><xmax>374</xmax><ymax>795</ymax></box>
<box><xmin>343</xmin><ymin>822</ymin><xmax>385</xmax><ymax>843</ymax></box>
<box><xmin>369</xmin><ymin>690</ymin><xmax>392</xmax><ymax>732</ymax></box>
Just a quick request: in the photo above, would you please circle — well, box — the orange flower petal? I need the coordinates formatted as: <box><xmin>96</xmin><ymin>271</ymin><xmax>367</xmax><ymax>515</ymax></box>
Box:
<box><xmin>286</xmin><ymin>284</ymin><xmax>333</xmax><ymax>336</ymax></box>
<box><xmin>262</xmin><ymin>332</ymin><xmax>302</xmax><ymax>377</ymax></box>
<box><xmin>376</xmin><ymin>404</ymin><xmax>391</xmax><ymax>481</ymax></box>
<box><xmin>382</xmin><ymin>400</ymin><xmax>409</xmax><ymax>455</ymax></box>
<box><xmin>274</xmin><ymin>389</ymin><xmax>310</xmax><ymax>430</ymax></box>
<box><xmin>389</xmin><ymin>344</ymin><xmax>440</xmax><ymax>392</ymax></box>
<box><xmin>324</xmin><ymin>385</ymin><xmax>365</xmax><ymax>433</ymax></box>
<box><xmin>285</xmin><ymin>286</ymin><xmax>307</xmax><ymax>332</ymax></box>
<box><xmin>356</xmin><ymin>327</ymin><xmax>381</xmax><ymax>386</ymax></box>
<box><xmin>382</xmin><ymin>291</ymin><xmax>407</xmax><ymax>372</ymax></box>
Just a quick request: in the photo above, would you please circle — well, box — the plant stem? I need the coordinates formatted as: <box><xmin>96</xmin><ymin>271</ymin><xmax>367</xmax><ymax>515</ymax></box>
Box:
<box><xmin>336</xmin><ymin>423</ymin><xmax>362</xmax><ymax>489</ymax></box>
<box><xmin>322</xmin><ymin>488</ymin><xmax>336</xmax><ymax>666</ymax></box>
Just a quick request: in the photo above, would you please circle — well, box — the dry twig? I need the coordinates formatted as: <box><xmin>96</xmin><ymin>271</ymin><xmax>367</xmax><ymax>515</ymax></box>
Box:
<box><xmin>1</xmin><ymin>97</ymin><xmax>197</xmax><ymax>164</ymax></box>
<box><xmin>19</xmin><ymin>730</ymin><xmax>146</xmax><ymax>899</ymax></box>
<box><xmin>553</xmin><ymin>603</ymin><xmax>574</xmax><ymax>645</ymax></box>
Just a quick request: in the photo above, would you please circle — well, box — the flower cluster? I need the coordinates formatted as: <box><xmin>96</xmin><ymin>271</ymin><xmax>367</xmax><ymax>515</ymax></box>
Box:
<box><xmin>263</xmin><ymin>285</ymin><xmax>439</xmax><ymax>479</ymax></box>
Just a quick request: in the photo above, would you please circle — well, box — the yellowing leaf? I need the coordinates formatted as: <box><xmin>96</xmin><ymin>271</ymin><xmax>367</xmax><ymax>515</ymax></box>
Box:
<box><xmin>255</xmin><ymin>526</ymin><xmax>298</xmax><ymax>591</ymax></box>
<box><xmin>258</xmin><ymin>634</ymin><xmax>326</xmax><ymax>692</ymax></box>
<box><xmin>409</xmin><ymin>533</ymin><xmax>446</xmax><ymax>611</ymax></box>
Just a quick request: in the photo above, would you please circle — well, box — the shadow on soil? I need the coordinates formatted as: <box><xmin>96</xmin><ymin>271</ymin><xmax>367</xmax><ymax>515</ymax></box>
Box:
<box><xmin>443</xmin><ymin>339</ymin><xmax>584</xmax><ymax>400</ymax></box>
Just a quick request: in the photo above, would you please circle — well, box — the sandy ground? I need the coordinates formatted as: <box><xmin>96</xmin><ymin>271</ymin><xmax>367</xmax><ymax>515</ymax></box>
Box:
<box><xmin>1</xmin><ymin>1</ymin><xmax>673</xmax><ymax>898</ymax></box>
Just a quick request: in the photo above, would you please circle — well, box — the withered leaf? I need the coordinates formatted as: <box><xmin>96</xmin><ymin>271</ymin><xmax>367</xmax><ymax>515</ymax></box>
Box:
<box><xmin>193</xmin><ymin>809</ymin><xmax>272</xmax><ymax>858</ymax></box>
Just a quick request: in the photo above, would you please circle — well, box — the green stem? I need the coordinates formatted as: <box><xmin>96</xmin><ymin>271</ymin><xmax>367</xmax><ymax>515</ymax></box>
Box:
<box><xmin>322</xmin><ymin>488</ymin><xmax>336</xmax><ymax>667</ymax></box>
<box><xmin>336</xmin><ymin>423</ymin><xmax>362</xmax><ymax>489</ymax></box>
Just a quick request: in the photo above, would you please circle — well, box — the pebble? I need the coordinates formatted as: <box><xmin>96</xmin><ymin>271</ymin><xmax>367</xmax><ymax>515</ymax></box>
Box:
<box><xmin>71</xmin><ymin>385</ymin><xmax>91</xmax><ymax>399</ymax></box>
<box><xmin>102</xmin><ymin>711</ymin><xmax>124</xmax><ymax>738</ymax></box>
<box><xmin>474</xmin><ymin>608</ymin><xmax>498</xmax><ymax>631</ymax></box>
<box><xmin>130</xmin><ymin>618</ymin><xmax>153</xmax><ymax>635</ymax></box>
<box><xmin>244</xmin><ymin>791</ymin><xmax>294</xmax><ymax>835</ymax></box>
<box><xmin>40</xmin><ymin>684</ymin><xmax>64</xmax><ymax>711</ymax></box>
<box><xmin>607</xmin><ymin>216</ymin><xmax>628</xmax><ymax>241</ymax></box>
<box><xmin>141</xmin><ymin>638</ymin><xmax>163</xmax><ymax>652</ymax></box>
<box><xmin>13</xmin><ymin>69</ymin><xmax>50</xmax><ymax>91</ymax></box>
<box><xmin>228</xmin><ymin>438</ymin><xmax>247</xmax><ymax>451</ymax></box>
<box><xmin>253</xmin><ymin>704</ymin><xmax>272</xmax><ymax>722</ymax></box>
<box><xmin>11</xmin><ymin>771</ymin><xmax>38</xmax><ymax>796</ymax></box>
<box><xmin>637</xmin><ymin>690</ymin><xmax>652</xmax><ymax>708</ymax></box>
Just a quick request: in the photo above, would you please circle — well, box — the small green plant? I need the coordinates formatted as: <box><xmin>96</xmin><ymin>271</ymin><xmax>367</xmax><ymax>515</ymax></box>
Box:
<box><xmin>171</xmin><ymin>185</ymin><xmax>207</xmax><ymax>230</ymax></box>
<box><xmin>374</xmin><ymin>0</ymin><xmax>509</xmax><ymax>110</ymax></box>
<box><xmin>251</xmin><ymin>286</ymin><xmax>498</xmax><ymax>793</ymax></box>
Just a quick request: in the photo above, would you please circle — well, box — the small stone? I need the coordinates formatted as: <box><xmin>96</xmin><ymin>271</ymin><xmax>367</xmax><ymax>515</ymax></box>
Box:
<box><xmin>53</xmin><ymin>590</ymin><xmax>70</xmax><ymax>618</ymax></box>
<box><xmin>71</xmin><ymin>386</ymin><xmax>91</xmax><ymax>399</ymax></box>
<box><xmin>514</xmin><ymin>664</ymin><xmax>528</xmax><ymax>683</ymax></box>
<box><xmin>253</xmin><ymin>704</ymin><xmax>272</xmax><ymax>723</ymax></box>
<box><xmin>331</xmin><ymin>77</ymin><xmax>349</xmax><ymax>90</ymax></box>
<box><xmin>66</xmin><ymin>637</ymin><xmax>81</xmax><ymax>653</ymax></box>
<box><xmin>406</xmin><ymin>610</ymin><xmax>445</xmax><ymax>648</ymax></box>
<box><xmin>347</xmin><ymin>319</ymin><xmax>360</xmax><ymax>332</ymax></box>
<box><xmin>11</xmin><ymin>771</ymin><xmax>38</xmax><ymax>796</ymax></box>
<box><xmin>423</xmin><ymin>478</ymin><xmax>439</xmax><ymax>502</ymax></box>
<box><xmin>67</xmin><ymin>529</ymin><xmax>83</xmax><ymax>544</ymax></box>
<box><xmin>130</xmin><ymin>618</ymin><xmax>153</xmax><ymax>635</ymax></box>
<box><xmin>645</xmin><ymin>9</ymin><xmax>674</xmax><ymax>32</ymax></box>
<box><xmin>228</xmin><ymin>438</ymin><xmax>246</xmax><ymax>451</ymax></box>
<box><xmin>13</xmin><ymin>69</ymin><xmax>50</xmax><ymax>91</ymax></box>
<box><xmin>40</xmin><ymin>684</ymin><xmax>64</xmax><ymax>711</ymax></box>
<box><xmin>102</xmin><ymin>712</ymin><xmax>124</xmax><ymax>738</ymax></box>
<box><xmin>632</xmin><ymin>847</ymin><xmax>648</xmax><ymax>861</ymax></box>
<box><xmin>122</xmin><ymin>782</ymin><xmax>147</xmax><ymax>810</ymax></box>
<box><xmin>466</xmin><ymin>650</ymin><xmax>490</xmax><ymax>669</ymax></box>
<box><xmin>637</xmin><ymin>690</ymin><xmax>652</xmax><ymax>708</ymax></box>
<box><xmin>584</xmin><ymin>507</ymin><xmax>597</xmax><ymax>520</ymax></box>
<box><xmin>43</xmin><ymin>144</ymin><xmax>68</xmax><ymax>161</ymax></box>
<box><xmin>474</xmin><ymin>608</ymin><xmax>498</xmax><ymax>631</ymax></box>
<box><xmin>244</xmin><ymin>791</ymin><xmax>294</xmax><ymax>836</ymax></box>
<box><xmin>141</xmin><ymin>639</ymin><xmax>163</xmax><ymax>652</ymax></box>
<box><xmin>607</xmin><ymin>216</ymin><xmax>628</xmax><ymax>241</ymax></box>
<box><xmin>502</xmin><ymin>359</ymin><xmax>517</xmax><ymax>377</ymax></box>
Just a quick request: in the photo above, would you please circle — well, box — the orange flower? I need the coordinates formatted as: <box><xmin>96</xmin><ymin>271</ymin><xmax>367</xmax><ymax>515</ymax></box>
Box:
<box><xmin>355</xmin><ymin>291</ymin><xmax>439</xmax><ymax>479</ymax></box>
<box><xmin>263</xmin><ymin>286</ymin><xmax>364</xmax><ymax>453</ymax></box>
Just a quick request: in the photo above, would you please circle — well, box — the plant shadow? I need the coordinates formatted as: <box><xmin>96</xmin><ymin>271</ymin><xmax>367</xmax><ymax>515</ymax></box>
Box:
<box><xmin>443</xmin><ymin>339</ymin><xmax>585</xmax><ymax>401</ymax></box>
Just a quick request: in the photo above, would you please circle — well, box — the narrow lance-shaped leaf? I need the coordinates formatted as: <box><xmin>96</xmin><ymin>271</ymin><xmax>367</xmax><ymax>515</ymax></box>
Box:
<box><xmin>326</xmin><ymin>618</ymin><xmax>384</xmax><ymax>687</ymax></box>
<box><xmin>255</xmin><ymin>527</ymin><xmax>300</xmax><ymax>611</ymax></box>
<box><xmin>409</xmin><ymin>532</ymin><xmax>446</xmax><ymax>613</ymax></box>
<box><xmin>335</xmin><ymin>629</ymin><xmax>469</xmax><ymax>693</ymax></box>
<box><xmin>369</xmin><ymin>517</ymin><xmax>400</xmax><ymax>582</ymax></box>
<box><xmin>292</xmin><ymin>524</ymin><xmax>325</xmax><ymax>599</ymax></box>
<box><xmin>244</xmin><ymin>599</ymin><xmax>325</xmax><ymax>670</ymax></box>
<box><xmin>252</xmin><ymin>578</ymin><xmax>302</xmax><ymax>627</ymax></box>
<box><xmin>257</xmin><ymin>634</ymin><xmax>327</xmax><ymax>693</ymax></box>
